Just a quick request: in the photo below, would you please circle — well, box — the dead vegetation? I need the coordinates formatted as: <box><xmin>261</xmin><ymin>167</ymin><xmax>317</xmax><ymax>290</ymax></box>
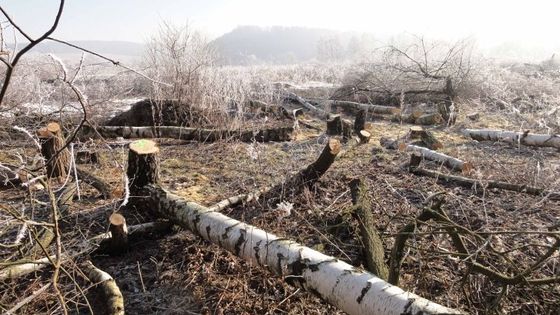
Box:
<box><xmin>1</xmin><ymin>3</ymin><xmax>560</xmax><ymax>315</ymax></box>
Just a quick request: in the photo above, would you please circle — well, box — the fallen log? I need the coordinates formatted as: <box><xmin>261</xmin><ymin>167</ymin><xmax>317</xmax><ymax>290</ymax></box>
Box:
<box><xmin>407</xmin><ymin>127</ymin><xmax>443</xmax><ymax>150</ymax></box>
<box><xmin>82</xmin><ymin>260</ymin><xmax>125</xmax><ymax>315</ymax></box>
<box><xmin>415</xmin><ymin>113</ymin><xmax>444</xmax><ymax>125</ymax></box>
<box><xmin>463</xmin><ymin>129</ymin><xmax>560</xmax><ymax>149</ymax></box>
<box><xmin>285</xmin><ymin>92</ymin><xmax>331</xmax><ymax>120</ymax></box>
<box><xmin>406</xmin><ymin>145</ymin><xmax>473</xmax><ymax>173</ymax></box>
<box><xmin>327</xmin><ymin>100</ymin><xmax>401</xmax><ymax>115</ymax></box>
<box><xmin>88</xmin><ymin>125</ymin><xmax>293</xmax><ymax>143</ymax></box>
<box><xmin>408</xmin><ymin>154</ymin><xmax>559</xmax><ymax>199</ymax></box>
<box><xmin>381</xmin><ymin>139</ymin><xmax>472</xmax><ymax>173</ymax></box>
<box><xmin>349</xmin><ymin>179</ymin><xmax>389</xmax><ymax>279</ymax></box>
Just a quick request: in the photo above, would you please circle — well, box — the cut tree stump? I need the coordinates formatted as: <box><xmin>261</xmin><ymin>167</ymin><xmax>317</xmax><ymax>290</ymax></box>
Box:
<box><xmin>349</xmin><ymin>178</ymin><xmax>389</xmax><ymax>279</ymax></box>
<box><xmin>37</xmin><ymin>122</ymin><xmax>70</xmax><ymax>179</ymax></box>
<box><xmin>358</xmin><ymin>130</ymin><xmax>371</xmax><ymax>144</ymax></box>
<box><xmin>463</xmin><ymin>129</ymin><xmax>560</xmax><ymax>149</ymax></box>
<box><xmin>89</xmin><ymin>125</ymin><xmax>293</xmax><ymax>143</ymax></box>
<box><xmin>83</xmin><ymin>261</ymin><xmax>125</xmax><ymax>315</ymax></box>
<box><xmin>326</xmin><ymin>115</ymin><xmax>352</xmax><ymax>140</ymax></box>
<box><xmin>127</xmin><ymin>139</ymin><xmax>160</xmax><ymax>196</ymax></box>
<box><xmin>108</xmin><ymin>213</ymin><xmax>128</xmax><ymax>254</ymax></box>
<box><xmin>354</xmin><ymin>109</ymin><xmax>366</xmax><ymax>134</ymax></box>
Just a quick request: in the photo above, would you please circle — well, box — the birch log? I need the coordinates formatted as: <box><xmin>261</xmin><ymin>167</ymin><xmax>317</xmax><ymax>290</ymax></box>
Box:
<box><xmin>145</xmin><ymin>185</ymin><xmax>461</xmax><ymax>315</ymax></box>
<box><xmin>285</xmin><ymin>92</ymin><xmax>331</xmax><ymax>120</ymax></box>
<box><xmin>128</xmin><ymin>141</ymin><xmax>461</xmax><ymax>315</ymax></box>
<box><xmin>380</xmin><ymin>139</ymin><xmax>472</xmax><ymax>172</ymax></box>
<box><xmin>464</xmin><ymin>129</ymin><xmax>560</xmax><ymax>149</ymax></box>
<box><xmin>327</xmin><ymin>100</ymin><xmax>401</xmax><ymax>115</ymax></box>
<box><xmin>406</xmin><ymin>145</ymin><xmax>473</xmax><ymax>173</ymax></box>
<box><xmin>90</xmin><ymin>125</ymin><xmax>293</xmax><ymax>143</ymax></box>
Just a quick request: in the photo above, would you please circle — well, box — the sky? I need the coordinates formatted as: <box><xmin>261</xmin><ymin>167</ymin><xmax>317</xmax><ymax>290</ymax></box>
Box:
<box><xmin>1</xmin><ymin>0</ymin><xmax>559</xmax><ymax>50</ymax></box>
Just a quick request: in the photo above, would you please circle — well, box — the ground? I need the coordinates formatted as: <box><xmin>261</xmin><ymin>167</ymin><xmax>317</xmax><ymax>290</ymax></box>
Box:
<box><xmin>1</xmin><ymin>104</ymin><xmax>560</xmax><ymax>314</ymax></box>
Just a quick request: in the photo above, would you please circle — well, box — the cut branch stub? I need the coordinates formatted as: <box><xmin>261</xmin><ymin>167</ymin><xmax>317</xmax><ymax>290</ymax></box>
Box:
<box><xmin>127</xmin><ymin>139</ymin><xmax>160</xmax><ymax>195</ymax></box>
<box><xmin>108</xmin><ymin>213</ymin><xmax>128</xmax><ymax>254</ymax></box>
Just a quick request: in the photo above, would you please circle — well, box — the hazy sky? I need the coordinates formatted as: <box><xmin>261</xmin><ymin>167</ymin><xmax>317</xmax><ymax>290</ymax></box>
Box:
<box><xmin>1</xmin><ymin>0</ymin><xmax>559</xmax><ymax>49</ymax></box>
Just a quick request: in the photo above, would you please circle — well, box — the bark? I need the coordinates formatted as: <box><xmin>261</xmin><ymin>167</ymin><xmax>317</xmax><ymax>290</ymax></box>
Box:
<box><xmin>415</xmin><ymin>113</ymin><xmax>444</xmax><ymax>125</ymax></box>
<box><xmin>349</xmin><ymin>179</ymin><xmax>389</xmax><ymax>279</ymax></box>
<box><xmin>326</xmin><ymin>115</ymin><xmax>352</xmax><ymax>140</ymax></box>
<box><xmin>108</xmin><ymin>213</ymin><xmax>128</xmax><ymax>254</ymax></box>
<box><xmin>144</xmin><ymin>184</ymin><xmax>461</xmax><ymax>315</ymax></box>
<box><xmin>0</xmin><ymin>256</ymin><xmax>56</xmax><ymax>281</ymax></box>
<box><xmin>353</xmin><ymin>109</ymin><xmax>366</xmax><ymax>134</ymax></box>
<box><xmin>464</xmin><ymin>129</ymin><xmax>560</xmax><ymax>149</ymax></box>
<box><xmin>90</xmin><ymin>125</ymin><xmax>293</xmax><ymax>143</ymax></box>
<box><xmin>37</xmin><ymin>122</ymin><xmax>70</xmax><ymax>179</ymax></box>
<box><xmin>285</xmin><ymin>92</ymin><xmax>331</xmax><ymax>120</ymax></box>
<box><xmin>325</xmin><ymin>100</ymin><xmax>401</xmax><ymax>115</ymax></box>
<box><xmin>126</xmin><ymin>140</ymin><xmax>160</xmax><ymax>196</ymax></box>
<box><xmin>407</xmin><ymin>128</ymin><xmax>443</xmax><ymax>150</ymax></box>
<box><xmin>409</xmin><ymin>156</ymin><xmax>560</xmax><ymax>199</ymax></box>
<box><xmin>262</xmin><ymin>138</ymin><xmax>341</xmax><ymax>205</ymax></box>
<box><xmin>405</xmin><ymin>145</ymin><xmax>473</xmax><ymax>173</ymax></box>
<box><xmin>82</xmin><ymin>260</ymin><xmax>125</xmax><ymax>315</ymax></box>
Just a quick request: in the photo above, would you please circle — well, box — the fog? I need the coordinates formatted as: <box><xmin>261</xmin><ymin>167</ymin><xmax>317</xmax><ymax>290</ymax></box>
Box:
<box><xmin>1</xmin><ymin>0</ymin><xmax>559</xmax><ymax>61</ymax></box>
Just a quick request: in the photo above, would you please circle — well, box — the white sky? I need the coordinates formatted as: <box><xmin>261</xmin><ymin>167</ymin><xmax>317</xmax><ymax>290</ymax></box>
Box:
<box><xmin>1</xmin><ymin>0</ymin><xmax>559</xmax><ymax>49</ymax></box>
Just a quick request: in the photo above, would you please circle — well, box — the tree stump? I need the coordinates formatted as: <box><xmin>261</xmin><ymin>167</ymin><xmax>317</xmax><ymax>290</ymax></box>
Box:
<box><xmin>326</xmin><ymin>115</ymin><xmax>352</xmax><ymax>140</ymax></box>
<box><xmin>126</xmin><ymin>139</ymin><xmax>160</xmax><ymax>196</ymax></box>
<box><xmin>108</xmin><ymin>213</ymin><xmax>128</xmax><ymax>254</ymax></box>
<box><xmin>37</xmin><ymin>122</ymin><xmax>70</xmax><ymax>179</ymax></box>
<box><xmin>358</xmin><ymin>130</ymin><xmax>371</xmax><ymax>144</ymax></box>
<box><xmin>354</xmin><ymin>109</ymin><xmax>366</xmax><ymax>134</ymax></box>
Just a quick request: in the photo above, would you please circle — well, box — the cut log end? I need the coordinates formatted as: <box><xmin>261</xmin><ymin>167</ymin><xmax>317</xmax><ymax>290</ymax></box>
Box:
<box><xmin>47</xmin><ymin>122</ymin><xmax>61</xmax><ymax>133</ymax></box>
<box><xmin>358</xmin><ymin>130</ymin><xmax>371</xmax><ymax>143</ymax></box>
<box><xmin>129</xmin><ymin>139</ymin><xmax>159</xmax><ymax>155</ymax></box>
<box><xmin>328</xmin><ymin>138</ymin><xmax>341</xmax><ymax>155</ymax></box>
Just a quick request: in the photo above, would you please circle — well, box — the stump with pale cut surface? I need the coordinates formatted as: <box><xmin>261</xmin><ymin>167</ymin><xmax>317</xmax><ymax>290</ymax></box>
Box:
<box><xmin>127</xmin><ymin>139</ymin><xmax>160</xmax><ymax>196</ymax></box>
<box><xmin>37</xmin><ymin>122</ymin><xmax>70</xmax><ymax>179</ymax></box>
<box><xmin>108</xmin><ymin>213</ymin><xmax>128</xmax><ymax>254</ymax></box>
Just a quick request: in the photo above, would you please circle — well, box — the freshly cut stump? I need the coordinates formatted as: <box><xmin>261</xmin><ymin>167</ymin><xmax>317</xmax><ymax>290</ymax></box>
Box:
<box><xmin>108</xmin><ymin>213</ymin><xmax>128</xmax><ymax>254</ymax></box>
<box><xmin>37</xmin><ymin>122</ymin><xmax>70</xmax><ymax>179</ymax></box>
<box><xmin>127</xmin><ymin>139</ymin><xmax>160</xmax><ymax>196</ymax></box>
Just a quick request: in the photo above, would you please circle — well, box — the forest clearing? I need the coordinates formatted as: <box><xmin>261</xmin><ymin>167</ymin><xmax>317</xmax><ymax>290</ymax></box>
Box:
<box><xmin>1</xmin><ymin>1</ymin><xmax>560</xmax><ymax>314</ymax></box>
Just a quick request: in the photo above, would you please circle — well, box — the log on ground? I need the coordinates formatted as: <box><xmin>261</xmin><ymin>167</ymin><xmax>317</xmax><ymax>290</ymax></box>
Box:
<box><xmin>82</xmin><ymin>260</ymin><xmax>125</xmax><ymax>315</ymax></box>
<box><xmin>463</xmin><ymin>129</ymin><xmax>560</xmax><ymax>149</ymax></box>
<box><xmin>90</xmin><ymin>125</ymin><xmax>293</xmax><ymax>143</ymax></box>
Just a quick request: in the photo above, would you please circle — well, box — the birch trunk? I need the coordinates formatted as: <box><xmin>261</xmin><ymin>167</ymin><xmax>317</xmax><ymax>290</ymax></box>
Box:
<box><xmin>406</xmin><ymin>145</ymin><xmax>473</xmax><ymax>173</ymax></box>
<box><xmin>145</xmin><ymin>185</ymin><xmax>462</xmax><ymax>315</ymax></box>
<box><xmin>464</xmin><ymin>129</ymin><xmax>560</xmax><ymax>149</ymax></box>
<box><xmin>90</xmin><ymin>125</ymin><xmax>293</xmax><ymax>143</ymax></box>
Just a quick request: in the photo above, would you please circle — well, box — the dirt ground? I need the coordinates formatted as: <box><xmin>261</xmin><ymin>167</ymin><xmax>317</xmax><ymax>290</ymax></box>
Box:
<box><xmin>1</xmin><ymin>107</ymin><xmax>560</xmax><ymax>314</ymax></box>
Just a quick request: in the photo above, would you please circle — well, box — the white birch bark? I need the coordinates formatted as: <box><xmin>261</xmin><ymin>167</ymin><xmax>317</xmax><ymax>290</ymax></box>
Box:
<box><xmin>146</xmin><ymin>185</ymin><xmax>462</xmax><ymax>315</ymax></box>
<box><xmin>406</xmin><ymin>145</ymin><xmax>473</xmax><ymax>172</ymax></box>
<box><xmin>464</xmin><ymin>129</ymin><xmax>560</xmax><ymax>149</ymax></box>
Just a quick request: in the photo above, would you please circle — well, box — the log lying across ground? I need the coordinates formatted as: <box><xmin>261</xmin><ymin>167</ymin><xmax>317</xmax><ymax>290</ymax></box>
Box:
<box><xmin>380</xmin><ymin>138</ymin><xmax>472</xmax><ymax>173</ymax></box>
<box><xmin>464</xmin><ymin>129</ymin><xmax>560</xmax><ymax>149</ymax></box>
<box><xmin>82</xmin><ymin>261</ymin><xmax>125</xmax><ymax>315</ymax></box>
<box><xmin>323</xmin><ymin>100</ymin><xmax>401</xmax><ymax>115</ymax></box>
<box><xmin>128</xmin><ymin>140</ymin><xmax>461</xmax><ymax>315</ymax></box>
<box><xmin>409</xmin><ymin>154</ymin><xmax>560</xmax><ymax>199</ymax></box>
<box><xmin>89</xmin><ymin>125</ymin><xmax>293</xmax><ymax>143</ymax></box>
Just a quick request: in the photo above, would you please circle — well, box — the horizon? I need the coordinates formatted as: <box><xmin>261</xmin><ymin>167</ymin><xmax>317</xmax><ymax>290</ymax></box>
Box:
<box><xmin>1</xmin><ymin>1</ymin><xmax>560</xmax><ymax>61</ymax></box>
